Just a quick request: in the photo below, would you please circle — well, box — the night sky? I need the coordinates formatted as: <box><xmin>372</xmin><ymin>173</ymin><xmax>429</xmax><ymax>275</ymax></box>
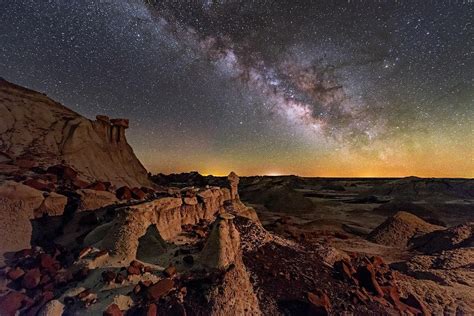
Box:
<box><xmin>1</xmin><ymin>1</ymin><xmax>472</xmax><ymax>177</ymax></box>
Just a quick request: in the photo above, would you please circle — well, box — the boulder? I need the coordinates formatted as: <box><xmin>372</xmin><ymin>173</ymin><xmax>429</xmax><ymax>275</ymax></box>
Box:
<box><xmin>0</xmin><ymin>181</ymin><xmax>44</xmax><ymax>264</ymax></box>
<box><xmin>307</xmin><ymin>290</ymin><xmax>331</xmax><ymax>315</ymax></box>
<box><xmin>147</xmin><ymin>278</ymin><xmax>174</xmax><ymax>301</ymax></box>
<box><xmin>35</xmin><ymin>192</ymin><xmax>68</xmax><ymax>217</ymax></box>
<box><xmin>116</xmin><ymin>186</ymin><xmax>132</xmax><ymax>200</ymax></box>
<box><xmin>77</xmin><ymin>189</ymin><xmax>118</xmax><ymax>211</ymax></box>
<box><xmin>0</xmin><ymin>291</ymin><xmax>27</xmax><ymax>316</ymax></box>
<box><xmin>23</xmin><ymin>178</ymin><xmax>54</xmax><ymax>192</ymax></box>
<box><xmin>46</xmin><ymin>164</ymin><xmax>78</xmax><ymax>181</ymax></box>
<box><xmin>38</xmin><ymin>299</ymin><xmax>65</xmax><ymax>316</ymax></box>
<box><xmin>131</xmin><ymin>187</ymin><xmax>146</xmax><ymax>200</ymax></box>
<box><xmin>87</xmin><ymin>181</ymin><xmax>107</xmax><ymax>191</ymax></box>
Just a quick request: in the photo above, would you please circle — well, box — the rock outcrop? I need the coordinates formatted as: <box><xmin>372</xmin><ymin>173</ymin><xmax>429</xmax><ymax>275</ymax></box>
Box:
<box><xmin>368</xmin><ymin>211</ymin><xmax>443</xmax><ymax>247</ymax></box>
<box><xmin>0</xmin><ymin>78</ymin><xmax>151</xmax><ymax>187</ymax></box>
<box><xmin>0</xmin><ymin>181</ymin><xmax>44</xmax><ymax>264</ymax></box>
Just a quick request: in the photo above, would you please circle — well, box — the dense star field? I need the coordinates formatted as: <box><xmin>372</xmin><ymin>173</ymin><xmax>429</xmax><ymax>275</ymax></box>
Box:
<box><xmin>1</xmin><ymin>1</ymin><xmax>472</xmax><ymax>177</ymax></box>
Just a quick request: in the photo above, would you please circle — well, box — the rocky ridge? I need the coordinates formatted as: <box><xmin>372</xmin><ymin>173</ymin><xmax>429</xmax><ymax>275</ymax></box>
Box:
<box><xmin>0</xmin><ymin>78</ymin><xmax>150</xmax><ymax>188</ymax></box>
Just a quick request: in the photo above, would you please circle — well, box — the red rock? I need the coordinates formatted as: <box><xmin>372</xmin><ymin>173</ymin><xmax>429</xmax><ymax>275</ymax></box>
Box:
<box><xmin>0</xmin><ymin>291</ymin><xmax>27</xmax><ymax>316</ymax></box>
<box><xmin>307</xmin><ymin>290</ymin><xmax>331</xmax><ymax>315</ymax></box>
<box><xmin>87</xmin><ymin>181</ymin><xmax>107</xmax><ymax>191</ymax></box>
<box><xmin>47</xmin><ymin>165</ymin><xmax>78</xmax><ymax>181</ymax></box>
<box><xmin>116</xmin><ymin>186</ymin><xmax>132</xmax><ymax>200</ymax></box>
<box><xmin>23</xmin><ymin>178</ymin><xmax>54</xmax><ymax>191</ymax></box>
<box><xmin>39</xmin><ymin>253</ymin><xmax>58</xmax><ymax>274</ymax></box>
<box><xmin>72</xmin><ymin>178</ymin><xmax>89</xmax><ymax>189</ymax></box>
<box><xmin>145</xmin><ymin>303</ymin><xmax>157</xmax><ymax>316</ymax></box>
<box><xmin>356</xmin><ymin>264</ymin><xmax>384</xmax><ymax>297</ymax></box>
<box><xmin>164</xmin><ymin>265</ymin><xmax>177</xmax><ymax>277</ymax></box>
<box><xmin>147</xmin><ymin>278</ymin><xmax>174</xmax><ymax>301</ymax></box>
<box><xmin>140</xmin><ymin>187</ymin><xmax>155</xmax><ymax>194</ymax></box>
<box><xmin>77</xmin><ymin>289</ymin><xmax>91</xmax><ymax>300</ymax></box>
<box><xmin>334</xmin><ymin>260</ymin><xmax>357</xmax><ymax>285</ymax></box>
<box><xmin>402</xmin><ymin>293</ymin><xmax>430</xmax><ymax>316</ymax></box>
<box><xmin>102</xmin><ymin>270</ymin><xmax>116</xmax><ymax>283</ymax></box>
<box><xmin>22</xmin><ymin>268</ymin><xmax>41</xmax><ymax>289</ymax></box>
<box><xmin>370</xmin><ymin>255</ymin><xmax>386</xmax><ymax>268</ymax></box>
<box><xmin>103</xmin><ymin>303</ymin><xmax>122</xmax><ymax>316</ymax></box>
<box><xmin>7</xmin><ymin>267</ymin><xmax>25</xmax><ymax>280</ymax></box>
<box><xmin>140</xmin><ymin>280</ymin><xmax>153</xmax><ymax>287</ymax></box>
<box><xmin>78</xmin><ymin>246</ymin><xmax>92</xmax><ymax>259</ymax></box>
<box><xmin>115</xmin><ymin>273</ymin><xmax>125</xmax><ymax>284</ymax></box>
<box><xmin>127</xmin><ymin>266</ymin><xmax>140</xmax><ymax>276</ymax></box>
<box><xmin>130</xmin><ymin>260</ymin><xmax>144</xmax><ymax>270</ymax></box>
<box><xmin>16</xmin><ymin>159</ymin><xmax>38</xmax><ymax>169</ymax></box>
<box><xmin>131</xmin><ymin>188</ymin><xmax>146</xmax><ymax>200</ymax></box>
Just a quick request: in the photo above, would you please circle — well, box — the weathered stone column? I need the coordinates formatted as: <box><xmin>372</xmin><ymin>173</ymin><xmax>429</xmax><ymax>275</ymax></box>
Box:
<box><xmin>110</xmin><ymin>118</ymin><xmax>129</xmax><ymax>143</ymax></box>
<box><xmin>199</xmin><ymin>213</ymin><xmax>240</xmax><ymax>270</ymax></box>
<box><xmin>227</xmin><ymin>171</ymin><xmax>239</xmax><ymax>200</ymax></box>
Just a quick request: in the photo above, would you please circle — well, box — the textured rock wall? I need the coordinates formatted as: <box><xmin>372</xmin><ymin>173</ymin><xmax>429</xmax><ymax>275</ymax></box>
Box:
<box><xmin>0</xmin><ymin>78</ymin><xmax>151</xmax><ymax>187</ymax></box>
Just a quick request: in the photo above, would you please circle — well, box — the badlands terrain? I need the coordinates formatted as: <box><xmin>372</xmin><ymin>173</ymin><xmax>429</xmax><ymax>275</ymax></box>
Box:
<box><xmin>0</xmin><ymin>78</ymin><xmax>473</xmax><ymax>315</ymax></box>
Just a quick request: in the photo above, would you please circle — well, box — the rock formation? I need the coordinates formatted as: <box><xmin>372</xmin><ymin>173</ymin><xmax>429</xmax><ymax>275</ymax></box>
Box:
<box><xmin>0</xmin><ymin>78</ymin><xmax>150</xmax><ymax>187</ymax></box>
<box><xmin>368</xmin><ymin>211</ymin><xmax>444</xmax><ymax>247</ymax></box>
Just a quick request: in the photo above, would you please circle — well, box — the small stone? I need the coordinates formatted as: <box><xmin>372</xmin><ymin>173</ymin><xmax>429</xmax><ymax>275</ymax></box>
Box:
<box><xmin>102</xmin><ymin>270</ymin><xmax>116</xmax><ymax>283</ymax></box>
<box><xmin>103</xmin><ymin>303</ymin><xmax>122</xmax><ymax>316</ymax></box>
<box><xmin>127</xmin><ymin>266</ymin><xmax>140</xmax><ymax>276</ymax></box>
<box><xmin>22</xmin><ymin>268</ymin><xmax>41</xmax><ymax>289</ymax></box>
<box><xmin>78</xmin><ymin>246</ymin><xmax>92</xmax><ymax>259</ymax></box>
<box><xmin>130</xmin><ymin>260</ymin><xmax>144</xmax><ymax>270</ymax></box>
<box><xmin>0</xmin><ymin>291</ymin><xmax>26</xmax><ymax>316</ymax></box>
<box><xmin>307</xmin><ymin>290</ymin><xmax>331</xmax><ymax>315</ymax></box>
<box><xmin>164</xmin><ymin>265</ymin><xmax>177</xmax><ymax>277</ymax></box>
<box><xmin>7</xmin><ymin>267</ymin><xmax>25</xmax><ymax>280</ymax></box>
<box><xmin>147</xmin><ymin>278</ymin><xmax>174</xmax><ymax>301</ymax></box>
<box><xmin>115</xmin><ymin>273</ymin><xmax>125</xmax><ymax>284</ymax></box>
<box><xmin>116</xmin><ymin>186</ymin><xmax>132</xmax><ymax>200</ymax></box>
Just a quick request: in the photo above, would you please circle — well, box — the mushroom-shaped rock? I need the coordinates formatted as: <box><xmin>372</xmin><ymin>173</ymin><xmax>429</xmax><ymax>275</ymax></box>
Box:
<box><xmin>199</xmin><ymin>213</ymin><xmax>241</xmax><ymax>270</ymax></box>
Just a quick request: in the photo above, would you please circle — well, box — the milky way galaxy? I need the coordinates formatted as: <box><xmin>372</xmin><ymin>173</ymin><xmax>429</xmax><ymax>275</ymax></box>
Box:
<box><xmin>1</xmin><ymin>1</ymin><xmax>472</xmax><ymax>177</ymax></box>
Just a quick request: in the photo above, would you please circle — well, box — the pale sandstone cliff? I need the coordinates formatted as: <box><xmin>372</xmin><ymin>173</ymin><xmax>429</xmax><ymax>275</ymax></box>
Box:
<box><xmin>0</xmin><ymin>78</ymin><xmax>150</xmax><ymax>187</ymax></box>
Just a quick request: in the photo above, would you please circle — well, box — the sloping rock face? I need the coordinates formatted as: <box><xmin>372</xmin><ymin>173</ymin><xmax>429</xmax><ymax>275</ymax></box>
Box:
<box><xmin>368</xmin><ymin>211</ymin><xmax>443</xmax><ymax>247</ymax></box>
<box><xmin>0</xmin><ymin>78</ymin><xmax>150</xmax><ymax>187</ymax></box>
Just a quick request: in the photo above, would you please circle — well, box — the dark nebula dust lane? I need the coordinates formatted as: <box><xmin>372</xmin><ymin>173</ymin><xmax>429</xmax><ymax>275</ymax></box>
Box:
<box><xmin>1</xmin><ymin>0</ymin><xmax>472</xmax><ymax>177</ymax></box>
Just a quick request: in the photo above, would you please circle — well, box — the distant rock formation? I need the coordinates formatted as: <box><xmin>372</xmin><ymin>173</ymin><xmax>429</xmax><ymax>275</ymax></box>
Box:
<box><xmin>368</xmin><ymin>211</ymin><xmax>443</xmax><ymax>247</ymax></box>
<box><xmin>0</xmin><ymin>78</ymin><xmax>150</xmax><ymax>187</ymax></box>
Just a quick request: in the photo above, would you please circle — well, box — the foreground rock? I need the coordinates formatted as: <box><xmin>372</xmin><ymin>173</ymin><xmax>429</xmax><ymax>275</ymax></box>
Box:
<box><xmin>0</xmin><ymin>78</ymin><xmax>151</xmax><ymax>187</ymax></box>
